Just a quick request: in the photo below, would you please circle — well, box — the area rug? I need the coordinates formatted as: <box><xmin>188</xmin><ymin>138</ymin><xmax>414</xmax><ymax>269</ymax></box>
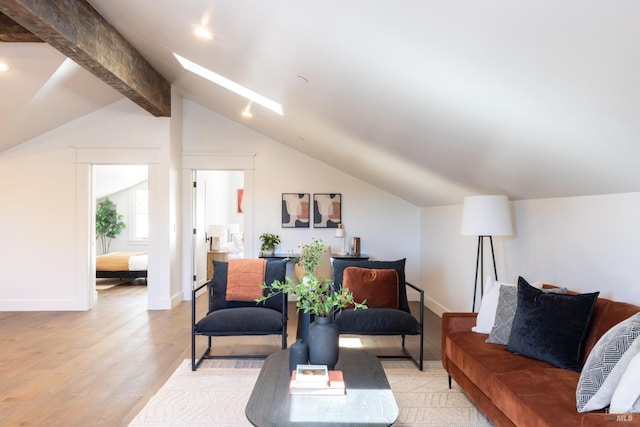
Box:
<box><xmin>128</xmin><ymin>359</ymin><xmax>493</xmax><ymax>427</ymax></box>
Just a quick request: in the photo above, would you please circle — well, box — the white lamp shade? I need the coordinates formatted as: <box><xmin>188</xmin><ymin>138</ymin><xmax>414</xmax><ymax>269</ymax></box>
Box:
<box><xmin>335</xmin><ymin>227</ymin><xmax>344</xmax><ymax>238</ymax></box>
<box><xmin>207</xmin><ymin>225</ymin><xmax>227</xmax><ymax>241</ymax></box>
<box><xmin>460</xmin><ymin>195</ymin><xmax>513</xmax><ymax>236</ymax></box>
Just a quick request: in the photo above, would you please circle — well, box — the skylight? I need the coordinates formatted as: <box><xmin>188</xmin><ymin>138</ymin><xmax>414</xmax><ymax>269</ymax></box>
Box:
<box><xmin>173</xmin><ymin>53</ymin><xmax>283</xmax><ymax>116</ymax></box>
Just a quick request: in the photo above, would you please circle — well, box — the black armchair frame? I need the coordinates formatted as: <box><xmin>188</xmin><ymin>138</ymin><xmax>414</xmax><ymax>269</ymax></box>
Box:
<box><xmin>335</xmin><ymin>282</ymin><xmax>424</xmax><ymax>370</ymax></box>
<box><xmin>331</xmin><ymin>259</ymin><xmax>425</xmax><ymax>370</ymax></box>
<box><xmin>191</xmin><ymin>260</ymin><xmax>288</xmax><ymax>371</ymax></box>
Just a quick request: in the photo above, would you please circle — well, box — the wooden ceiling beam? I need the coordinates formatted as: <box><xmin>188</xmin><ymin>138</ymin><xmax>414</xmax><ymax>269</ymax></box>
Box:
<box><xmin>0</xmin><ymin>12</ymin><xmax>42</xmax><ymax>42</ymax></box>
<box><xmin>0</xmin><ymin>0</ymin><xmax>171</xmax><ymax>117</ymax></box>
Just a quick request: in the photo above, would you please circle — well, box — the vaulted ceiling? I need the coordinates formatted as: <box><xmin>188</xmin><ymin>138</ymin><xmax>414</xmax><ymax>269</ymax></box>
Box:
<box><xmin>2</xmin><ymin>1</ymin><xmax>640</xmax><ymax>207</ymax></box>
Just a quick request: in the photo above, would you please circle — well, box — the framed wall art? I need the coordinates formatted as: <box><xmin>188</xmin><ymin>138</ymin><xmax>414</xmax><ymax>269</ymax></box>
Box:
<box><xmin>282</xmin><ymin>193</ymin><xmax>310</xmax><ymax>228</ymax></box>
<box><xmin>313</xmin><ymin>193</ymin><xmax>341</xmax><ymax>228</ymax></box>
<box><xmin>237</xmin><ymin>189</ymin><xmax>244</xmax><ymax>213</ymax></box>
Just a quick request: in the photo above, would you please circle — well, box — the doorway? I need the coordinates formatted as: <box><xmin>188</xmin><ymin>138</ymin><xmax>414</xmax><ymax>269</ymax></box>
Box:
<box><xmin>180</xmin><ymin>152</ymin><xmax>255</xmax><ymax>301</ymax></box>
<box><xmin>94</xmin><ymin>164</ymin><xmax>149</xmax><ymax>297</ymax></box>
<box><xmin>194</xmin><ymin>170</ymin><xmax>245</xmax><ymax>287</ymax></box>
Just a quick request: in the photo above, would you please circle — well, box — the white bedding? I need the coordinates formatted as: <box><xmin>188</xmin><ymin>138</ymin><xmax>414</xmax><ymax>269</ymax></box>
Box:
<box><xmin>129</xmin><ymin>253</ymin><xmax>148</xmax><ymax>271</ymax></box>
<box><xmin>222</xmin><ymin>232</ymin><xmax>244</xmax><ymax>259</ymax></box>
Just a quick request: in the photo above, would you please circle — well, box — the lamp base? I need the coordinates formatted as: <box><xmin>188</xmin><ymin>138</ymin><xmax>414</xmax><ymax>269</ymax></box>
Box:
<box><xmin>472</xmin><ymin>235</ymin><xmax>498</xmax><ymax>312</ymax></box>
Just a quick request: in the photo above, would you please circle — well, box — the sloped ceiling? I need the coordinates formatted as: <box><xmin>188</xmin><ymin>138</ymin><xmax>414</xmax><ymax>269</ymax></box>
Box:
<box><xmin>2</xmin><ymin>1</ymin><xmax>640</xmax><ymax>207</ymax></box>
<box><xmin>0</xmin><ymin>42</ymin><xmax>122</xmax><ymax>152</ymax></box>
<box><xmin>94</xmin><ymin>165</ymin><xmax>148</xmax><ymax>200</ymax></box>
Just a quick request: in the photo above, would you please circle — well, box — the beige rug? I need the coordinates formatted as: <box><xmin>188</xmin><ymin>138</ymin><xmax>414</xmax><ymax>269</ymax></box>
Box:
<box><xmin>129</xmin><ymin>359</ymin><xmax>493</xmax><ymax>427</ymax></box>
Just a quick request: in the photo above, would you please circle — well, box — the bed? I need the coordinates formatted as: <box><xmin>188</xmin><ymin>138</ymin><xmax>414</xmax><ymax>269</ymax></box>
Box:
<box><xmin>96</xmin><ymin>251</ymin><xmax>148</xmax><ymax>284</ymax></box>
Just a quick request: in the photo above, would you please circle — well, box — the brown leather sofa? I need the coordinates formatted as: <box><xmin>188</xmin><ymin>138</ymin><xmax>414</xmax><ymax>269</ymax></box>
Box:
<box><xmin>442</xmin><ymin>288</ymin><xmax>640</xmax><ymax>427</ymax></box>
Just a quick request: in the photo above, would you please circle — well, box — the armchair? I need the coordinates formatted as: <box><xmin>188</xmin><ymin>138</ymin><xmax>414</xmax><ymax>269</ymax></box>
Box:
<box><xmin>332</xmin><ymin>258</ymin><xmax>424</xmax><ymax>370</ymax></box>
<box><xmin>191</xmin><ymin>258</ymin><xmax>288</xmax><ymax>371</ymax></box>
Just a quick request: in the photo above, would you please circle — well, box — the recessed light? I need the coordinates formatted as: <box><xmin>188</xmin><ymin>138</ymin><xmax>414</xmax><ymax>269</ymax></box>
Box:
<box><xmin>173</xmin><ymin>52</ymin><xmax>284</xmax><ymax>116</ymax></box>
<box><xmin>193</xmin><ymin>25</ymin><xmax>213</xmax><ymax>40</ymax></box>
<box><xmin>242</xmin><ymin>102</ymin><xmax>253</xmax><ymax>119</ymax></box>
<box><xmin>0</xmin><ymin>62</ymin><xmax>9</xmax><ymax>72</ymax></box>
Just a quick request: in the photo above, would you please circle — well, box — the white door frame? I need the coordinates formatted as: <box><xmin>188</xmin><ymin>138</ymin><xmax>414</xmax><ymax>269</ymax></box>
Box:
<box><xmin>76</xmin><ymin>147</ymin><xmax>161</xmax><ymax>310</ymax></box>
<box><xmin>180</xmin><ymin>153</ymin><xmax>255</xmax><ymax>300</ymax></box>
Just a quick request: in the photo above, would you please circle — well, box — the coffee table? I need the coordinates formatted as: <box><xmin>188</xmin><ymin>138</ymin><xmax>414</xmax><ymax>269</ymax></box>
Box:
<box><xmin>245</xmin><ymin>348</ymin><xmax>398</xmax><ymax>426</ymax></box>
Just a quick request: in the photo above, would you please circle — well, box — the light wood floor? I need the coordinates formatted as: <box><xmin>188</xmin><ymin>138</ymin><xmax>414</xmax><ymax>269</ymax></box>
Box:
<box><xmin>0</xmin><ymin>284</ymin><xmax>441</xmax><ymax>427</ymax></box>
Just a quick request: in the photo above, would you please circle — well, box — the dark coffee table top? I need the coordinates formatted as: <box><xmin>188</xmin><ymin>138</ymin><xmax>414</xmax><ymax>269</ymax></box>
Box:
<box><xmin>245</xmin><ymin>348</ymin><xmax>398</xmax><ymax>426</ymax></box>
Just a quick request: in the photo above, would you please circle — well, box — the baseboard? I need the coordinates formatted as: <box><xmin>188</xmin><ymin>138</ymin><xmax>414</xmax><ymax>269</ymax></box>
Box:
<box><xmin>0</xmin><ymin>298</ymin><xmax>85</xmax><ymax>311</ymax></box>
<box><xmin>424</xmin><ymin>296</ymin><xmax>450</xmax><ymax>317</ymax></box>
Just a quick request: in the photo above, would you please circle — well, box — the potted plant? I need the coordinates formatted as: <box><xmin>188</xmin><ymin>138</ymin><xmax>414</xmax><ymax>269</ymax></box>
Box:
<box><xmin>259</xmin><ymin>233</ymin><xmax>281</xmax><ymax>256</ymax></box>
<box><xmin>96</xmin><ymin>197</ymin><xmax>126</xmax><ymax>254</ymax></box>
<box><xmin>257</xmin><ymin>239</ymin><xmax>366</xmax><ymax>368</ymax></box>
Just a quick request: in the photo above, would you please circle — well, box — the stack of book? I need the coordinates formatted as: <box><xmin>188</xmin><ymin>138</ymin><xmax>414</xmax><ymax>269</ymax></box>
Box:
<box><xmin>289</xmin><ymin>364</ymin><xmax>346</xmax><ymax>395</ymax></box>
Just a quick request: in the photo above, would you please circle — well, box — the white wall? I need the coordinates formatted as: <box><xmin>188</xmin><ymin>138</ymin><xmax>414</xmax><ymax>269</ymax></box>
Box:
<box><xmin>0</xmin><ymin>148</ymin><xmax>81</xmax><ymax>309</ymax></box>
<box><xmin>203</xmin><ymin>170</ymin><xmax>244</xmax><ymax>231</ymax></box>
<box><xmin>182</xmin><ymin>100</ymin><xmax>422</xmax><ymax>288</ymax></box>
<box><xmin>4</xmin><ymin>93</ymin><xmax>637</xmax><ymax>314</ymax></box>
<box><xmin>165</xmin><ymin>88</ymin><xmax>184</xmax><ymax>310</ymax></box>
<box><xmin>421</xmin><ymin>192</ymin><xmax>640</xmax><ymax>315</ymax></box>
<box><xmin>96</xmin><ymin>180</ymin><xmax>149</xmax><ymax>255</ymax></box>
<box><xmin>0</xmin><ymin>95</ymin><xmax>422</xmax><ymax>311</ymax></box>
<box><xmin>0</xmin><ymin>99</ymin><xmax>173</xmax><ymax>311</ymax></box>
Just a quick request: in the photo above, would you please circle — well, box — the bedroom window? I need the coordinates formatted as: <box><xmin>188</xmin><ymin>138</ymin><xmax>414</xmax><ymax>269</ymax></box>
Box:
<box><xmin>129</xmin><ymin>184</ymin><xmax>149</xmax><ymax>243</ymax></box>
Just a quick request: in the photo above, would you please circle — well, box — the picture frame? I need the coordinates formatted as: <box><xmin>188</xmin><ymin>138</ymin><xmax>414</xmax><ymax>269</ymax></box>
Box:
<box><xmin>313</xmin><ymin>193</ymin><xmax>341</xmax><ymax>228</ymax></box>
<box><xmin>237</xmin><ymin>189</ymin><xmax>244</xmax><ymax>213</ymax></box>
<box><xmin>282</xmin><ymin>193</ymin><xmax>310</xmax><ymax>228</ymax></box>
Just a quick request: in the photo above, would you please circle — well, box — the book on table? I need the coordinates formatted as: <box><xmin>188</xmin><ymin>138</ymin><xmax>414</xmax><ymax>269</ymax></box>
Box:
<box><xmin>290</xmin><ymin>368</ymin><xmax>346</xmax><ymax>395</ymax></box>
<box><xmin>294</xmin><ymin>364</ymin><xmax>329</xmax><ymax>385</ymax></box>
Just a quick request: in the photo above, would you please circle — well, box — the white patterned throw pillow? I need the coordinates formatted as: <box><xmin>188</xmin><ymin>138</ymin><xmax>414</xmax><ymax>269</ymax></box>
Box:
<box><xmin>473</xmin><ymin>276</ymin><xmax>544</xmax><ymax>335</ymax></box>
<box><xmin>486</xmin><ymin>284</ymin><xmax>518</xmax><ymax>344</ymax></box>
<box><xmin>576</xmin><ymin>313</ymin><xmax>640</xmax><ymax>412</ymax></box>
<box><xmin>485</xmin><ymin>278</ymin><xmax>565</xmax><ymax>345</ymax></box>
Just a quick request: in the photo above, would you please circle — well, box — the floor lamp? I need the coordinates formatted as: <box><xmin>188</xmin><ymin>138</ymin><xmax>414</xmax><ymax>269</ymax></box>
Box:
<box><xmin>461</xmin><ymin>195</ymin><xmax>513</xmax><ymax>312</ymax></box>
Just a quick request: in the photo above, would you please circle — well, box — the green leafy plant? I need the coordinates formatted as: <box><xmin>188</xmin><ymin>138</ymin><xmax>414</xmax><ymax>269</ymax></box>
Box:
<box><xmin>259</xmin><ymin>233</ymin><xmax>281</xmax><ymax>253</ymax></box>
<box><xmin>96</xmin><ymin>197</ymin><xmax>126</xmax><ymax>254</ymax></box>
<box><xmin>257</xmin><ymin>239</ymin><xmax>367</xmax><ymax>316</ymax></box>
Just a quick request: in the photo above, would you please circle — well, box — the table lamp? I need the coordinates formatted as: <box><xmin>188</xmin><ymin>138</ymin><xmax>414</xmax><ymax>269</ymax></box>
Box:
<box><xmin>334</xmin><ymin>223</ymin><xmax>346</xmax><ymax>255</ymax></box>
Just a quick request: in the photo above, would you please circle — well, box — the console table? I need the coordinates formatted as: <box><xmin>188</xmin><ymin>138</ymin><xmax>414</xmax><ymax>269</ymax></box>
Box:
<box><xmin>259</xmin><ymin>253</ymin><xmax>369</xmax><ymax>261</ymax></box>
<box><xmin>331</xmin><ymin>254</ymin><xmax>369</xmax><ymax>260</ymax></box>
<box><xmin>206</xmin><ymin>250</ymin><xmax>228</xmax><ymax>280</ymax></box>
<box><xmin>245</xmin><ymin>348</ymin><xmax>398</xmax><ymax>426</ymax></box>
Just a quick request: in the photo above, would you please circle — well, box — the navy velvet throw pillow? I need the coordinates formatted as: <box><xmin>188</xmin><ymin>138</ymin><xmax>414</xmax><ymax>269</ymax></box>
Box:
<box><xmin>506</xmin><ymin>277</ymin><xmax>599</xmax><ymax>371</ymax></box>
